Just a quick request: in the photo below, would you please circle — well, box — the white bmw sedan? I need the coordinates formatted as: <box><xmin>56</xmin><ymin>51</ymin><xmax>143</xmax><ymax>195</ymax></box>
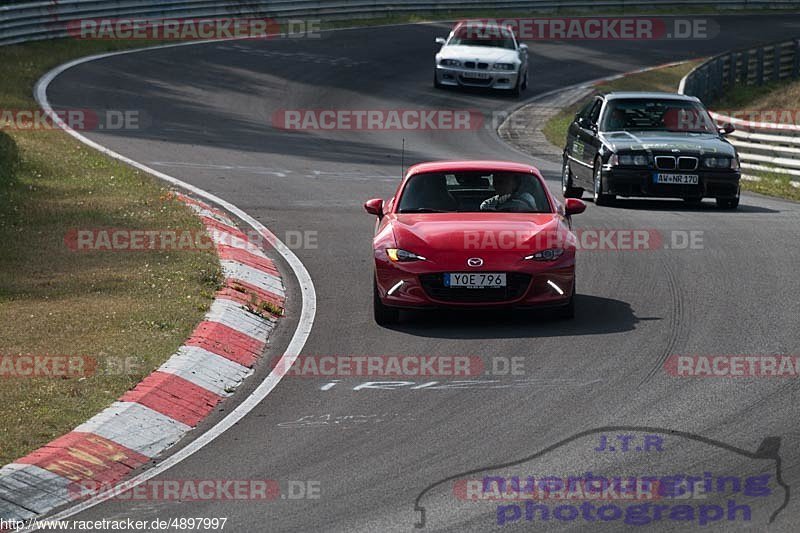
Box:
<box><xmin>434</xmin><ymin>22</ymin><xmax>529</xmax><ymax>96</ymax></box>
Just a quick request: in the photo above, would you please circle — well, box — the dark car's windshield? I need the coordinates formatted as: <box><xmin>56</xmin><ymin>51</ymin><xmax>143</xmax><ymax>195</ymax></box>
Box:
<box><xmin>600</xmin><ymin>98</ymin><xmax>717</xmax><ymax>133</ymax></box>
<box><xmin>397</xmin><ymin>171</ymin><xmax>551</xmax><ymax>214</ymax></box>
<box><xmin>449</xmin><ymin>26</ymin><xmax>516</xmax><ymax>49</ymax></box>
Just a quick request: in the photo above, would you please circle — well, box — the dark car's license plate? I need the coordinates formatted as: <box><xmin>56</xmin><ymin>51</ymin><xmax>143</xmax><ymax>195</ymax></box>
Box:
<box><xmin>654</xmin><ymin>173</ymin><xmax>699</xmax><ymax>185</ymax></box>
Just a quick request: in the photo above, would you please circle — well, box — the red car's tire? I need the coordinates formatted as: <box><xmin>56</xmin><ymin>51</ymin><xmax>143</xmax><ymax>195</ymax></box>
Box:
<box><xmin>556</xmin><ymin>283</ymin><xmax>576</xmax><ymax>320</ymax></box>
<box><xmin>374</xmin><ymin>278</ymin><xmax>399</xmax><ymax>325</ymax></box>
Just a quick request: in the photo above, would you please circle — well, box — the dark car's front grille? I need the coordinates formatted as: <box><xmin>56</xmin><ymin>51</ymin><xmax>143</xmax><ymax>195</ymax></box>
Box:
<box><xmin>419</xmin><ymin>273</ymin><xmax>531</xmax><ymax>303</ymax></box>
<box><xmin>655</xmin><ymin>156</ymin><xmax>676</xmax><ymax>170</ymax></box>
<box><xmin>678</xmin><ymin>156</ymin><xmax>699</xmax><ymax>170</ymax></box>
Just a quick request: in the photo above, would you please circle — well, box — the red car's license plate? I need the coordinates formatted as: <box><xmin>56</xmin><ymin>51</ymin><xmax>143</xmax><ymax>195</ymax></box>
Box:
<box><xmin>445</xmin><ymin>273</ymin><xmax>507</xmax><ymax>288</ymax></box>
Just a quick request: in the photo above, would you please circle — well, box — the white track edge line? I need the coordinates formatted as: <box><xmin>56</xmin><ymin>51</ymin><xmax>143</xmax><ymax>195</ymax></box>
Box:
<box><xmin>27</xmin><ymin>44</ymin><xmax>317</xmax><ymax>530</ymax></box>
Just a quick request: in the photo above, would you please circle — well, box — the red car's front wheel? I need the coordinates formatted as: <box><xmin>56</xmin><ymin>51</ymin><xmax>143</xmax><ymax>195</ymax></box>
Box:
<box><xmin>373</xmin><ymin>277</ymin><xmax>399</xmax><ymax>325</ymax></box>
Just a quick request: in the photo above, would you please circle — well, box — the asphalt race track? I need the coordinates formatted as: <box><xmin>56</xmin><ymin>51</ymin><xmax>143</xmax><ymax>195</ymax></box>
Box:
<box><xmin>47</xmin><ymin>15</ymin><xmax>800</xmax><ymax>532</ymax></box>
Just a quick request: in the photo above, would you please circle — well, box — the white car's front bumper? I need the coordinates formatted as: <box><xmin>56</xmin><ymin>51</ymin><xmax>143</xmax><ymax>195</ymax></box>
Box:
<box><xmin>435</xmin><ymin>65</ymin><xmax>519</xmax><ymax>90</ymax></box>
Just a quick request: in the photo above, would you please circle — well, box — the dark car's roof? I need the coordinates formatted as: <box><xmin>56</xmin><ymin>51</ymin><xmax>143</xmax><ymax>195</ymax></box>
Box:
<box><xmin>603</xmin><ymin>91</ymin><xmax>701</xmax><ymax>103</ymax></box>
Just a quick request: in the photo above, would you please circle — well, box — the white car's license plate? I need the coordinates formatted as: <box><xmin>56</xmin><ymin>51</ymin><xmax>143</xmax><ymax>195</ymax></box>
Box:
<box><xmin>654</xmin><ymin>173</ymin><xmax>699</xmax><ymax>185</ymax></box>
<box><xmin>445</xmin><ymin>273</ymin><xmax>507</xmax><ymax>288</ymax></box>
<box><xmin>462</xmin><ymin>72</ymin><xmax>490</xmax><ymax>80</ymax></box>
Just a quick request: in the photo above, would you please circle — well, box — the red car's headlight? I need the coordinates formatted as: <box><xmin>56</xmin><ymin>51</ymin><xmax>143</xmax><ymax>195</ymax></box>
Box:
<box><xmin>386</xmin><ymin>248</ymin><xmax>427</xmax><ymax>262</ymax></box>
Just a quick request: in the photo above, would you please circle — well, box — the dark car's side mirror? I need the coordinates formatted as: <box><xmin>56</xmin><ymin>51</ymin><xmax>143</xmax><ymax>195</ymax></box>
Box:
<box><xmin>719</xmin><ymin>122</ymin><xmax>735</xmax><ymax>135</ymax></box>
<box><xmin>435</xmin><ymin>37</ymin><xmax>446</xmax><ymax>45</ymax></box>
<box><xmin>364</xmin><ymin>198</ymin><xmax>384</xmax><ymax>217</ymax></box>
<box><xmin>565</xmin><ymin>198</ymin><xmax>587</xmax><ymax>216</ymax></box>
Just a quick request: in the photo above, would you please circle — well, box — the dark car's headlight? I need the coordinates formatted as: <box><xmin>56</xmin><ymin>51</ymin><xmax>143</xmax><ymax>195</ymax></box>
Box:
<box><xmin>613</xmin><ymin>154</ymin><xmax>649</xmax><ymax>166</ymax></box>
<box><xmin>493</xmin><ymin>63</ymin><xmax>516</xmax><ymax>71</ymax></box>
<box><xmin>703</xmin><ymin>156</ymin><xmax>738</xmax><ymax>170</ymax></box>
<box><xmin>440</xmin><ymin>59</ymin><xmax>461</xmax><ymax>67</ymax></box>
<box><xmin>524</xmin><ymin>248</ymin><xmax>565</xmax><ymax>261</ymax></box>
<box><xmin>387</xmin><ymin>248</ymin><xmax>426</xmax><ymax>262</ymax></box>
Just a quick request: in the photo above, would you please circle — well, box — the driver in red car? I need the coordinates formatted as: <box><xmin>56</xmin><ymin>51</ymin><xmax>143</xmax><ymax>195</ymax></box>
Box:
<box><xmin>480</xmin><ymin>173</ymin><xmax>538</xmax><ymax>212</ymax></box>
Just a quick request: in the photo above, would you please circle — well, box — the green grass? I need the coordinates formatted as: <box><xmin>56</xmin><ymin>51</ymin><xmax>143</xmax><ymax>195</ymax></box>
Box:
<box><xmin>744</xmin><ymin>171</ymin><xmax>800</xmax><ymax>202</ymax></box>
<box><xmin>712</xmin><ymin>78</ymin><xmax>800</xmax><ymax>113</ymax></box>
<box><xmin>542</xmin><ymin>62</ymin><xmax>700</xmax><ymax>147</ymax></box>
<box><xmin>0</xmin><ymin>38</ymin><xmax>220</xmax><ymax>465</ymax></box>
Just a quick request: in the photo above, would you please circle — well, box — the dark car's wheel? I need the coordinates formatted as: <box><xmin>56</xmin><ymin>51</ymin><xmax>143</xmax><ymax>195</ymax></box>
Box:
<box><xmin>593</xmin><ymin>158</ymin><xmax>615</xmax><ymax>206</ymax></box>
<box><xmin>373</xmin><ymin>278</ymin><xmax>399</xmax><ymax>325</ymax></box>
<box><xmin>716</xmin><ymin>196</ymin><xmax>740</xmax><ymax>209</ymax></box>
<box><xmin>562</xmin><ymin>158</ymin><xmax>584</xmax><ymax>198</ymax></box>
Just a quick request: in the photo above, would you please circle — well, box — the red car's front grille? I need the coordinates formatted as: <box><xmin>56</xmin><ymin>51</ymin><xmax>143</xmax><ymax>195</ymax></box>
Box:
<box><xmin>418</xmin><ymin>273</ymin><xmax>531</xmax><ymax>303</ymax></box>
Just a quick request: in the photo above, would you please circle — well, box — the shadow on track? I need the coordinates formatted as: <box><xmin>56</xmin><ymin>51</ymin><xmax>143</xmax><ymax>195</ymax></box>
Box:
<box><xmin>386</xmin><ymin>294</ymin><xmax>653</xmax><ymax>339</ymax></box>
<box><xmin>599</xmin><ymin>198</ymin><xmax>780</xmax><ymax>214</ymax></box>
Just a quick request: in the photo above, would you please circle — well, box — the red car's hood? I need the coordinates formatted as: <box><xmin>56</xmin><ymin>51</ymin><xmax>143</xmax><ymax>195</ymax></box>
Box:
<box><xmin>391</xmin><ymin>213</ymin><xmax>566</xmax><ymax>254</ymax></box>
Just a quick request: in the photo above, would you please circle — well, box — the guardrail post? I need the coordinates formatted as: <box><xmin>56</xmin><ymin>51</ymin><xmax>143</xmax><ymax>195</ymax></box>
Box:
<box><xmin>793</xmin><ymin>39</ymin><xmax>800</xmax><ymax>79</ymax></box>
<box><xmin>741</xmin><ymin>50</ymin><xmax>750</xmax><ymax>85</ymax></box>
<box><xmin>773</xmin><ymin>44</ymin><xmax>782</xmax><ymax>81</ymax></box>
<box><xmin>756</xmin><ymin>47</ymin><xmax>765</xmax><ymax>85</ymax></box>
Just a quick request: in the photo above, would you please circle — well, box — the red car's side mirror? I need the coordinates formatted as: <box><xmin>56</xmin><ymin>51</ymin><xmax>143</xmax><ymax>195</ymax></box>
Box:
<box><xmin>565</xmin><ymin>198</ymin><xmax>586</xmax><ymax>216</ymax></box>
<box><xmin>364</xmin><ymin>198</ymin><xmax>384</xmax><ymax>217</ymax></box>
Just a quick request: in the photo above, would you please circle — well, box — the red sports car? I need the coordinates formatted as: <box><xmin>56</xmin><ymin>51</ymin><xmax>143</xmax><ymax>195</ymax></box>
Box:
<box><xmin>364</xmin><ymin>160</ymin><xmax>586</xmax><ymax>324</ymax></box>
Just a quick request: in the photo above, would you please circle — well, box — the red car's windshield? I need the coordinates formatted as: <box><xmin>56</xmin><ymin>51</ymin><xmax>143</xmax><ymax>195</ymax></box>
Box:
<box><xmin>397</xmin><ymin>171</ymin><xmax>552</xmax><ymax>214</ymax></box>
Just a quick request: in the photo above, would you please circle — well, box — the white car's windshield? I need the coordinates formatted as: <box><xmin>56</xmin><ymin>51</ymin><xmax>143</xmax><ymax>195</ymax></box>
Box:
<box><xmin>449</xmin><ymin>27</ymin><xmax>516</xmax><ymax>49</ymax></box>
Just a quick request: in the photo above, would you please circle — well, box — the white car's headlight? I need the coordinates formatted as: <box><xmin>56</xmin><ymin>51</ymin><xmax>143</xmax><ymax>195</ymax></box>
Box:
<box><xmin>493</xmin><ymin>63</ymin><xmax>516</xmax><ymax>71</ymax></box>
<box><xmin>440</xmin><ymin>59</ymin><xmax>461</xmax><ymax>67</ymax></box>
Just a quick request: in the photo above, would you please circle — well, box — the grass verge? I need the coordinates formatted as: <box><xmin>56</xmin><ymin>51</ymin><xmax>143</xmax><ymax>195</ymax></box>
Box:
<box><xmin>0</xmin><ymin>39</ymin><xmax>221</xmax><ymax>465</ymax></box>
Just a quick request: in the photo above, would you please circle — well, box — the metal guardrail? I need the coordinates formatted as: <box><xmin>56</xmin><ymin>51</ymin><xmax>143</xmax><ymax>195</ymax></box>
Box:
<box><xmin>680</xmin><ymin>39</ymin><xmax>800</xmax><ymax>182</ymax></box>
<box><xmin>1</xmin><ymin>0</ymin><xmax>800</xmax><ymax>46</ymax></box>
